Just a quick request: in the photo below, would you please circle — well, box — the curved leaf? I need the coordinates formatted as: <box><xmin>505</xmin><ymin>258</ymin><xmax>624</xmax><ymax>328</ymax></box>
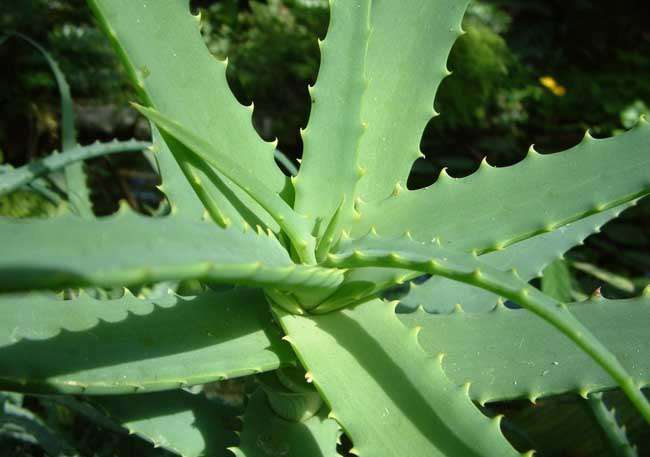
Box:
<box><xmin>293</xmin><ymin>0</ymin><xmax>371</xmax><ymax>237</ymax></box>
<box><xmin>0</xmin><ymin>210</ymin><xmax>342</xmax><ymax>293</ymax></box>
<box><xmin>88</xmin><ymin>0</ymin><xmax>285</xmax><ymax>229</ymax></box>
<box><xmin>347</xmin><ymin>119</ymin><xmax>650</xmax><ymax>255</ymax></box>
<box><xmin>587</xmin><ymin>393</ymin><xmax>639</xmax><ymax>457</ymax></box>
<box><xmin>275</xmin><ymin>299</ymin><xmax>523</xmax><ymax>457</ymax></box>
<box><xmin>93</xmin><ymin>390</ymin><xmax>236</xmax><ymax>457</ymax></box>
<box><xmin>400</xmin><ymin>206</ymin><xmax>627</xmax><ymax>313</ymax></box>
<box><xmin>135</xmin><ymin>105</ymin><xmax>317</xmax><ymax>264</ymax></box>
<box><xmin>355</xmin><ymin>0</ymin><xmax>470</xmax><ymax>203</ymax></box>
<box><xmin>0</xmin><ymin>288</ymin><xmax>293</xmax><ymax>394</ymax></box>
<box><xmin>324</xmin><ymin>236</ymin><xmax>650</xmax><ymax>421</ymax></box>
<box><xmin>398</xmin><ymin>297</ymin><xmax>650</xmax><ymax>403</ymax></box>
<box><xmin>0</xmin><ymin>140</ymin><xmax>149</xmax><ymax>198</ymax></box>
<box><xmin>231</xmin><ymin>389</ymin><xmax>340</xmax><ymax>457</ymax></box>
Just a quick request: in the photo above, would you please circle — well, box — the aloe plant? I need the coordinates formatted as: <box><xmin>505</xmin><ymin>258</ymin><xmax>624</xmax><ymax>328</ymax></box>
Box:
<box><xmin>1</xmin><ymin>1</ymin><xmax>649</xmax><ymax>456</ymax></box>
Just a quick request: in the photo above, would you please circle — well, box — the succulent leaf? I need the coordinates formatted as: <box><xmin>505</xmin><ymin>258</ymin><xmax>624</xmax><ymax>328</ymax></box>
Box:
<box><xmin>92</xmin><ymin>390</ymin><xmax>236</xmax><ymax>457</ymax></box>
<box><xmin>294</xmin><ymin>0</ymin><xmax>371</xmax><ymax>237</ymax></box>
<box><xmin>0</xmin><ymin>210</ymin><xmax>342</xmax><ymax>292</ymax></box>
<box><xmin>231</xmin><ymin>389</ymin><xmax>340</xmax><ymax>457</ymax></box>
<box><xmin>347</xmin><ymin>121</ymin><xmax>650</xmax><ymax>254</ymax></box>
<box><xmin>0</xmin><ymin>140</ymin><xmax>150</xmax><ymax>198</ymax></box>
<box><xmin>88</xmin><ymin>0</ymin><xmax>285</xmax><ymax>229</ymax></box>
<box><xmin>275</xmin><ymin>299</ymin><xmax>523</xmax><ymax>457</ymax></box>
<box><xmin>0</xmin><ymin>288</ymin><xmax>293</xmax><ymax>394</ymax></box>
<box><xmin>149</xmin><ymin>125</ymin><xmax>207</xmax><ymax>219</ymax></box>
<box><xmin>587</xmin><ymin>393</ymin><xmax>639</xmax><ymax>457</ymax></box>
<box><xmin>2</xmin><ymin>32</ymin><xmax>92</xmax><ymax>217</ymax></box>
<box><xmin>401</xmin><ymin>206</ymin><xmax>627</xmax><ymax>313</ymax></box>
<box><xmin>325</xmin><ymin>236</ymin><xmax>650</xmax><ymax>421</ymax></box>
<box><xmin>355</xmin><ymin>0</ymin><xmax>470</xmax><ymax>203</ymax></box>
<box><xmin>135</xmin><ymin>105</ymin><xmax>317</xmax><ymax>263</ymax></box>
<box><xmin>399</xmin><ymin>296</ymin><xmax>650</xmax><ymax>403</ymax></box>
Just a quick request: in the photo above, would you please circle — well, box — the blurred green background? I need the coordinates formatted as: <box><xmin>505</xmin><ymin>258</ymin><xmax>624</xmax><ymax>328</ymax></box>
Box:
<box><xmin>1</xmin><ymin>0</ymin><xmax>649</xmax><ymax>456</ymax></box>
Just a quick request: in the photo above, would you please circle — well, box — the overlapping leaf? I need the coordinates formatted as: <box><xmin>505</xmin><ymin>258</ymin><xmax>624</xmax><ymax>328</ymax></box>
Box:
<box><xmin>0</xmin><ymin>209</ymin><xmax>341</xmax><ymax>292</ymax></box>
<box><xmin>0</xmin><ymin>288</ymin><xmax>293</xmax><ymax>394</ymax></box>
<box><xmin>399</xmin><ymin>297</ymin><xmax>650</xmax><ymax>403</ymax></box>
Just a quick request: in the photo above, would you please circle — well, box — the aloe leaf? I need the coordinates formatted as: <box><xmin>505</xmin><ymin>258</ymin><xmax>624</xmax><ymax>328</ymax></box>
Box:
<box><xmin>398</xmin><ymin>296</ymin><xmax>650</xmax><ymax>404</ymax></box>
<box><xmin>88</xmin><ymin>0</ymin><xmax>285</xmax><ymax>228</ymax></box>
<box><xmin>92</xmin><ymin>390</ymin><xmax>236</xmax><ymax>457</ymax></box>
<box><xmin>230</xmin><ymin>389</ymin><xmax>340</xmax><ymax>457</ymax></box>
<box><xmin>587</xmin><ymin>393</ymin><xmax>639</xmax><ymax>457</ymax></box>
<box><xmin>348</xmin><ymin>120</ymin><xmax>650</xmax><ymax>255</ymax></box>
<box><xmin>149</xmin><ymin>125</ymin><xmax>206</xmax><ymax>218</ymax></box>
<box><xmin>324</xmin><ymin>236</ymin><xmax>650</xmax><ymax>422</ymax></box>
<box><xmin>274</xmin><ymin>299</ymin><xmax>523</xmax><ymax>457</ymax></box>
<box><xmin>135</xmin><ymin>105</ymin><xmax>317</xmax><ymax>264</ymax></box>
<box><xmin>401</xmin><ymin>207</ymin><xmax>624</xmax><ymax>313</ymax></box>
<box><xmin>0</xmin><ymin>140</ymin><xmax>149</xmax><ymax>198</ymax></box>
<box><xmin>293</xmin><ymin>0</ymin><xmax>371</xmax><ymax>236</ymax></box>
<box><xmin>3</xmin><ymin>32</ymin><xmax>92</xmax><ymax>217</ymax></box>
<box><xmin>0</xmin><ymin>288</ymin><xmax>294</xmax><ymax>394</ymax></box>
<box><xmin>0</xmin><ymin>209</ymin><xmax>341</xmax><ymax>292</ymax></box>
<box><xmin>541</xmin><ymin>259</ymin><xmax>576</xmax><ymax>302</ymax></box>
<box><xmin>355</xmin><ymin>0</ymin><xmax>470</xmax><ymax>203</ymax></box>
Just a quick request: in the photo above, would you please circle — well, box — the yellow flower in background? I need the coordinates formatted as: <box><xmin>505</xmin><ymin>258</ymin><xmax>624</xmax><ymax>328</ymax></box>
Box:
<box><xmin>539</xmin><ymin>76</ymin><xmax>567</xmax><ymax>96</ymax></box>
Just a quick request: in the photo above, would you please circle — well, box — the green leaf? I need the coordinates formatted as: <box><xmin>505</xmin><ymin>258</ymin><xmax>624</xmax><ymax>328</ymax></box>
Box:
<box><xmin>275</xmin><ymin>299</ymin><xmax>522</xmax><ymax>457</ymax></box>
<box><xmin>2</xmin><ymin>32</ymin><xmax>92</xmax><ymax>217</ymax></box>
<box><xmin>135</xmin><ymin>104</ymin><xmax>317</xmax><ymax>264</ymax></box>
<box><xmin>324</xmin><ymin>235</ymin><xmax>650</xmax><ymax>422</ymax></box>
<box><xmin>0</xmin><ymin>140</ymin><xmax>149</xmax><ymax>198</ymax></box>
<box><xmin>541</xmin><ymin>259</ymin><xmax>574</xmax><ymax>302</ymax></box>
<box><xmin>587</xmin><ymin>393</ymin><xmax>639</xmax><ymax>457</ymax></box>
<box><xmin>0</xmin><ymin>288</ymin><xmax>293</xmax><ymax>394</ymax></box>
<box><xmin>0</xmin><ymin>209</ymin><xmax>342</xmax><ymax>292</ymax></box>
<box><xmin>294</xmin><ymin>0</ymin><xmax>371</xmax><ymax>237</ymax></box>
<box><xmin>347</xmin><ymin>120</ymin><xmax>650</xmax><ymax>255</ymax></box>
<box><xmin>398</xmin><ymin>296</ymin><xmax>650</xmax><ymax>404</ymax></box>
<box><xmin>231</xmin><ymin>389</ymin><xmax>340</xmax><ymax>457</ymax></box>
<box><xmin>149</xmin><ymin>125</ymin><xmax>206</xmax><ymax>218</ymax></box>
<box><xmin>88</xmin><ymin>0</ymin><xmax>285</xmax><ymax>228</ymax></box>
<box><xmin>355</xmin><ymin>0</ymin><xmax>470</xmax><ymax>203</ymax></box>
<box><xmin>92</xmin><ymin>390</ymin><xmax>236</xmax><ymax>457</ymax></box>
<box><xmin>401</xmin><ymin>207</ymin><xmax>625</xmax><ymax>313</ymax></box>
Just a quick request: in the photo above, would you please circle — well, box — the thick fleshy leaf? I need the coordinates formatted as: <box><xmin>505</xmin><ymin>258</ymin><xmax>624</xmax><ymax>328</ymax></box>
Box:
<box><xmin>587</xmin><ymin>393</ymin><xmax>639</xmax><ymax>457</ymax></box>
<box><xmin>3</xmin><ymin>32</ymin><xmax>91</xmax><ymax>216</ymax></box>
<box><xmin>324</xmin><ymin>235</ymin><xmax>650</xmax><ymax>421</ymax></box>
<box><xmin>231</xmin><ymin>390</ymin><xmax>340</xmax><ymax>457</ymax></box>
<box><xmin>88</xmin><ymin>0</ymin><xmax>285</xmax><ymax>228</ymax></box>
<box><xmin>136</xmin><ymin>105</ymin><xmax>317</xmax><ymax>264</ymax></box>
<box><xmin>355</xmin><ymin>0</ymin><xmax>470</xmax><ymax>203</ymax></box>
<box><xmin>348</xmin><ymin>119</ymin><xmax>650</xmax><ymax>255</ymax></box>
<box><xmin>149</xmin><ymin>125</ymin><xmax>205</xmax><ymax>218</ymax></box>
<box><xmin>0</xmin><ymin>209</ymin><xmax>342</xmax><ymax>293</ymax></box>
<box><xmin>93</xmin><ymin>390</ymin><xmax>236</xmax><ymax>457</ymax></box>
<box><xmin>275</xmin><ymin>299</ymin><xmax>522</xmax><ymax>457</ymax></box>
<box><xmin>0</xmin><ymin>288</ymin><xmax>293</xmax><ymax>394</ymax></box>
<box><xmin>0</xmin><ymin>140</ymin><xmax>149</xmax><ymax>198</ymax></box>
<box><xmin>400</xmin><ymin>207</ymin><xmax>625</xmax><ymax>313</ymax></box>
<box><xmin>293</xmin><ymin>0</ymin><xmax>370</xmax><ymax>237</ymax></box>
<box><xmin>398</xmin><ymin>297</ymin><xmax>650</xmax><ymax>403</ymax></box>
